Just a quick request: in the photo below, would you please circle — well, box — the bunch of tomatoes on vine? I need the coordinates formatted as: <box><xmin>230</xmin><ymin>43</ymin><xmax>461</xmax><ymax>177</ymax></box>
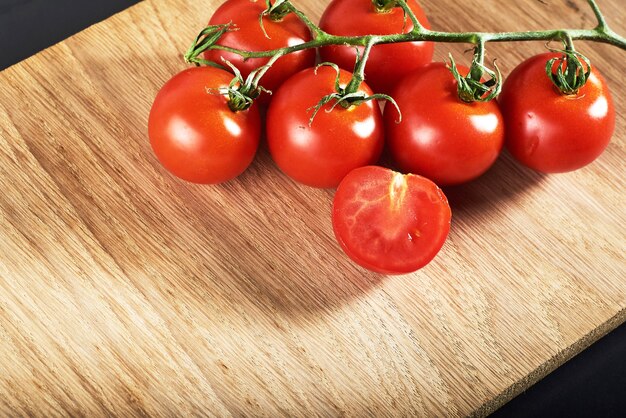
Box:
<box><xmin>148</xmin><ymin>0</ymin><xmax>623</xmax><ymax>274</ymax></box>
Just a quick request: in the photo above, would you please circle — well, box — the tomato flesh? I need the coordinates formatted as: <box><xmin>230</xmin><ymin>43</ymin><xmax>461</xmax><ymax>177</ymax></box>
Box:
<box><xmin>333</xmin><ymin>166</ymin><xmax>451</xmax><ymax>274</ymax></box>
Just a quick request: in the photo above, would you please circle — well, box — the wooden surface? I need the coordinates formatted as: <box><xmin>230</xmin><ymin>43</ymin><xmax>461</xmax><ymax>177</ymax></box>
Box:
<box><xmin>0</xmin><ymin>0</ymin><xmax>624</xmax><ymax>416</ymax></box>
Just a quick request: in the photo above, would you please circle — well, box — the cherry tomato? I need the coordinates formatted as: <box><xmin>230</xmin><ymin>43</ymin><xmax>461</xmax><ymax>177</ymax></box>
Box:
<box><xmin>333</xmin><ymin>165</ymin><xmax>451</xmax><ymax>274</ymax></box>
<box><xmin>384</xmin><ymin>63</ymin><xmax>504</xmax><ymax>186</ymax></box>
<box><xmin>148</xmin><ymin>66</ymin><xmax>260</xmax><ymax>184</ymax></box>
<box><xmin>499</xmin><ymin>52</ymin><xmax>615</xmax><ymax>173</ymax></box>
<box><xmin>204</xmin><ymin>0</ymin><xmax>316</xmax><ymax>101</ymax></box>
<box><xmin>266</xmin><ymin>66</ymin><xmax>384</xmax><ymax>188</ymax></box>
<box><xmin>319</xmin><ymin>0</ymin><xmax>433</xmax><ymax>94</ymax></box>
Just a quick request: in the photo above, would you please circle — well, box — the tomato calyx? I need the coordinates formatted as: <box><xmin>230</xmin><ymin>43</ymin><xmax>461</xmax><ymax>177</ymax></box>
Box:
<box><xmin>369</xmin><ymin>0</ymin><xmax>412</xmax><ymax>36</ymax></box>
<box><xmin>184</xmin><ymin>24</ymin><xmax>264</xmax><ymax>111</ymax></box>
<box><xmin>545</xmin><ymin>43</ymin><xmax>591</xmax><ymax>95</ymax></box>
<box><xmin>308</xmin><ymin>44</ymin><xmax>402</xmax><ymax>125</ymax></box>
<box><xmin>258</xmin><ymin>0</ymin><xmax>294</xmax><ymax>39</ymax></box>
<box><xmin>260</xmin><ymin>0</ymin><xmax>292</xmax><ymax>22</ymax></box>
<box><xmin>184</xmin><ymin>23</ymin><xmax>234</xmax><ymax>67</ymax></box>
<box><xmin>213</xmin><ymin>58</ymin><xmax>279</xmax><ymax>112</ymax></box>
<box><xmin>371</xmin><ymin>0</ymin><xmax>399</xmax><ymax>13</ymax></box>
<box><xmin>206</xmin><ymin>55</ymin><xmax>282</xmax><ymax>112</ymax></box>
<box><xmin>221</xmin><ymin>82</ymin><xmax>259</xmax><ymax>113</ymax></box>
<box><xmin>448</xmin><ymin>50</ymin><xmax>502</xmax><ymax>103</ymax></box>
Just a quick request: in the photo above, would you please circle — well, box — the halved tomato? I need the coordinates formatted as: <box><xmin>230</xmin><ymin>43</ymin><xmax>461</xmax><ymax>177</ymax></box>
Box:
<box><xmin>332</xmin><ymin>166</ymin><xmax>451</xmax><ymax>274</ymax></box>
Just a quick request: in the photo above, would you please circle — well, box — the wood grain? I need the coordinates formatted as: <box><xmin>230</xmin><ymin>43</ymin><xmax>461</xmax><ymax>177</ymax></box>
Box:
<box><xmin>0</xmin><ymin>0</ymin><xmax>624</xmax><ymax>416</ymax></box>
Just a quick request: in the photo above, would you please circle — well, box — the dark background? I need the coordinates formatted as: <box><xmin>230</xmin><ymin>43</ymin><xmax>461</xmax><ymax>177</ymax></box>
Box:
<box><xmin>1</xmin><ymin>0</ymin><xmax>625</xmax><ymax>416</ymax></box>
<box><xmin>0</xmin><ymin>0</ymin><xmax>139</xmax><ymax>69</ymax></box>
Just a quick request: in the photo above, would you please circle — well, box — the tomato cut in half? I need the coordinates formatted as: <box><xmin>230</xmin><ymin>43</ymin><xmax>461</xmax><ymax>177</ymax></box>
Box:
<box><xmin>332</xmin><ymin>166</ymin><xmax>451</xmax><ymax>274</ymax></box>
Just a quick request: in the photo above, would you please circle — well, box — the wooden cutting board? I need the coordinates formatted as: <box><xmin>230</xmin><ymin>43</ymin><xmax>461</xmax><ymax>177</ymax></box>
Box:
<box><xmin>0</xmin><ymin>0</ymin><xmax>624</xmax><ymax>416</ymax></box>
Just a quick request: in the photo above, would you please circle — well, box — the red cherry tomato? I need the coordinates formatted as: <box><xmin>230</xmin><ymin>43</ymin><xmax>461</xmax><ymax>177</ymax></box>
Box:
<box><xmin>148</xmin><ymin>66</ymin><xmax>260</xmax><ymax>184</ymax></box>
<box><xmin>205</xmin><ymin>0</ymin><xmax>316</xmax><ymax>101</ymax></box>
<box><xmin>499</xmin><ymin>52</ymin><xmax>615</xmax><ymax>173</ymax></box>
<box><xmin>333</xmin><ymin>166</ymin><xmax>451</xmax><ymax>274</ymax></box>
<box><xmin>319</xmin><ymin>0</ymin><xmax>433</xmax><ymax>94</ymax></box>
<box><xmin>266</xmin><ymin>66</ymin><xmax>384</xmax><ymax>188</ymax></box>
<box><xmin>384</xmin><ymin>63</ymin><xmax>504</xmax><ymax>186</ymax></box>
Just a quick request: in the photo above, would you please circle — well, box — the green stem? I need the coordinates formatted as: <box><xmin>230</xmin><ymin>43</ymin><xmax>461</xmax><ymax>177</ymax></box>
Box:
<box><xmin>189</xmin><ymin>0</ymin><xmax>626</xmax><ymax>106</ymax></box>
<box><xmin>195</xmin><ymin>0</ymin><xmax>626</xmax><ymax>59</ymax></box>
<box><xmin>250</xmin><ymin>51</ymin><xmax>284</xmax><ymax>87</ymax></box>
<box><xmin>395</xmin><ymin>0</ymin><xmax>423</xmax><ymax>32</ymax></box>
<box><xmin>207</xmin><ymin>26</ymin><xmax>626</xmax><ymax>60</ymax></box>
<box><xmin>193</xmin><ymin>0</ymin><xmax>626</xmax><ymax>71</ymax></box>
<box><xmin>469</xmin><ymin>37</ymin><xmax>486</xmax><ymax>80</ymax></box>
<box><xmin>286</xmin><ymin>4</ymin><xmax>324</xmax><ymax>38</ymax></box>
<box><xmin>561</xmin><ymin>32</ymin><xmax>576</xmax><ymax>51</ymax></box>
<box><xmin>562</xmin><ymin>34</ymin><xmax>581</xmax><ymax>92</ymax></box>
<box><xmin>344</xmin><ymin>38</ymin><xmax>377</xmax><ymax>95</ymax></box>
<box><xmin>587</xmin><ymin>0</ymin><xmax>608</xmax><ymax>31</ymax></box>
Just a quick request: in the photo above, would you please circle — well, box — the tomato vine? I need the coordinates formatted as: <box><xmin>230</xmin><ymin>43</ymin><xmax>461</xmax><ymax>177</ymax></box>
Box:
<box><xmin>185</xmin><ymin>0</ymin><xmax>625</xmax><ymax>101</ymax></box>
<box><xmin>150</xmin><ymin>0</ymin><xmax>623</xmax><ymax>273</ymax></box>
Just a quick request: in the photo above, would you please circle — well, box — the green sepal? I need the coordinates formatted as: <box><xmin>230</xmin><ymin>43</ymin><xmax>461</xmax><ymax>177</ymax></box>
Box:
<box><xmin>545</xmin><ymin>48</ymin><xmax>591</xmax><ymax>95</ymax></box>
<box><xmin>307</xmin><ymin>63</ymin><xmax>402</xmax><ymax>125</ymax></box>
<box><xmin>209</xmin><ymin>59</ymin><xmax>270</xmax><ymax>112</ymax></box>
<box><xmin>259</xmin><ymin>0</ymin><xmax>292</xmax><ymax>38</ymax></box>
<box><xmin>448</xmin><ymin>53</ymin><xmax>502</xmax><ymax>103</ymax></box>
<box><xmin>372</xmin><ymin>0</ymin><xmax>398</xmax><ymax>12</ymax></box>
<box><xmin>184</xmin><ymin>24</ymin><xmax>234</xmax><ymax>66</ymax></box>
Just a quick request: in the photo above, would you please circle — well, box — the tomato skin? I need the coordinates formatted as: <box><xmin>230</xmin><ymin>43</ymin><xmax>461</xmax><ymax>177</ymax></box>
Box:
<box><xmin>319</xmin><ymin>0</ymin><xmax>433</xmax><ymax>94</ymax></box>
<box><xmin>266</xmin><ymin>66</ymin><xmax>384</xmax><ymax>188</ymax></box>
<box><xmin>204</xmin><ymin>0</ymin><xmax>316</xmax><ymax>100</ymax></box>
<box><xmin>148</xmin><ymin>66</ymin><xmax>260</xmax><ymax>184</ymax></box>
<box><xmin>384</xmin><ymin>63</ymin><xmax>504</xmax><ymax>186</ymax></box>
<box><xmin>499</xmin><ymin>52</ymin><xmax>615</xmax><ymax>173</ymax></box>
<box><xmin>333</xmin><ymin>166</ymin><xmax>451</xmax><ymax>274</ymax></box>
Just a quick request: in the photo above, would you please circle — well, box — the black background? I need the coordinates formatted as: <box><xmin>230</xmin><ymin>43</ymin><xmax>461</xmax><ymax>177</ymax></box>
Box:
<box><xmin>1</xmin><ymin>1</ymin><xmax>625</xmax><ymax>416</ymax></box>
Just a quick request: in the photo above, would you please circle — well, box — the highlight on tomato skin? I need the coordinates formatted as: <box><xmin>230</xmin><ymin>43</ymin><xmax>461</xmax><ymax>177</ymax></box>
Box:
<box><xmin>332</xmin><ymin>166</ymin><xmax>452</xmax><ymax>275</ymax></box>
